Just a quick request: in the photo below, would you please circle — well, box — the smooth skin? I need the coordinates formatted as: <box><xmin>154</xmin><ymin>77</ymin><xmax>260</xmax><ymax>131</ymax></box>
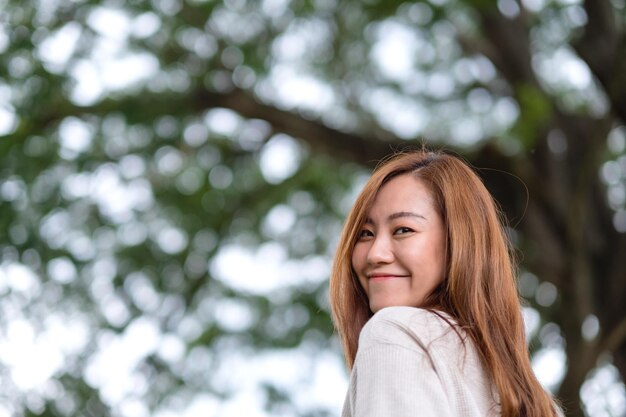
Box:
<box><xmin>352</xmin><ymin>174</ymin><xmax>447</xmax><ymax>313</ymax></box>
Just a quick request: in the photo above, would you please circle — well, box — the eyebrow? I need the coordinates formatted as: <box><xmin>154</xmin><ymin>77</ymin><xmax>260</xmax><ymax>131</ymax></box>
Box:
<box><xmin>365</xmin><ymin>211</ymin><xmax>427</xmax><ymax>224</ymax></box>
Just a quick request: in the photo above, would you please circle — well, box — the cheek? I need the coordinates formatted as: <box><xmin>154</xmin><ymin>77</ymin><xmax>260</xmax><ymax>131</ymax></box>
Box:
<box><xmin>351</xmin><ymin>245</ymin><xmax>366</xmax><ymax>270</ymax></box>
<box><xmin>434</xmin><ymin>232</ymin><xmax>447</xmax><ymax>268</ymax></box>
<box><xmin>351</xmin><ymin>246</ymin><xmax>369</xmax><ymax>287</ymax></box>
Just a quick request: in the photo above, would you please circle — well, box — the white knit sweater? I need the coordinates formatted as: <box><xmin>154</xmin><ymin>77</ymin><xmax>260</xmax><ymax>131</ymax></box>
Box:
<box><xmin>341</xmin><ymin>306</ymin><xmax>500</xmax><ymax>417</ymax></box>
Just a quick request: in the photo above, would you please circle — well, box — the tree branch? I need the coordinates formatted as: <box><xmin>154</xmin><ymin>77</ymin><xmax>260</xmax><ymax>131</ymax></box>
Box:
<box><xmin>192</xmin><ymin>88</ymin><xmax>405</xmax><ymax>167</ymax></box>
<box><xmin>7</xmin><ymin>87</ymin><xmax>408</xmax><ymax>168</ymax></box>
<box><xmin>575</xmin><ymin>0</ymin><xmax>620</xmax><ymax>76</ymax></box>
<box><xmin>574</xmin><ymin>0</ymin><xmax>626</xmax><ymax>123</ymax></box>
<box><xmin>599</xmin><ymin>317</ymin><xmax>626</xmax><ymax>355</ymax></box>
<box><xmin>474</xmin><ymin>7</ymin><xmax>538</xmax><ymax>87</ymax></box>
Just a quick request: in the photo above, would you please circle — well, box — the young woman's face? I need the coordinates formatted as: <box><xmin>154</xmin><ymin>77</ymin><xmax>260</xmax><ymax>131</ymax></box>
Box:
<box><xmin>352</xmin><ymin>174</ymin><xmax>446</xmax><ymax>313</ymax></box>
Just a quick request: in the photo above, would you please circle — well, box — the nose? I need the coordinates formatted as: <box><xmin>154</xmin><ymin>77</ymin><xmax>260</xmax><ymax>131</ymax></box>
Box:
<box><xmin>366</xmin><ymin>236</ymin><xmax>394</xmax><ymax>265</ymax></box>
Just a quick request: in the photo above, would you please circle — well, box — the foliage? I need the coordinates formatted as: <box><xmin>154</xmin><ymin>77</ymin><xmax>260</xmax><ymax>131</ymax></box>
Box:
<box><xmin>1</xmin><ymin>0</ymin><xmax>626</xmax><ymax>416</ymax></box>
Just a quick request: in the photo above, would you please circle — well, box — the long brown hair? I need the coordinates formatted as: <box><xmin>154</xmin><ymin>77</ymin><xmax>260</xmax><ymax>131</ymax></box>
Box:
<box><xmin>329</xmin><ymin>150</ymin><xmax>559</xmax><ymax>417</ymax></box>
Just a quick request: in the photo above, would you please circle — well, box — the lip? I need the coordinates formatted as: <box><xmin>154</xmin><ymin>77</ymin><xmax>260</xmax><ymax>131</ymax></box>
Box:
<box><xmin>368</xmin><ymin>274</ymin><xmax>408</xmax><ymax>281</ymax></box>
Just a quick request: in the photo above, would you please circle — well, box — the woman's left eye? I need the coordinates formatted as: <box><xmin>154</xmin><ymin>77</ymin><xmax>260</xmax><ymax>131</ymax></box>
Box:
<box><xmin>394</xmin><ymin>227</ymin><xmax>413</xmax><ymax>235</ymax></box>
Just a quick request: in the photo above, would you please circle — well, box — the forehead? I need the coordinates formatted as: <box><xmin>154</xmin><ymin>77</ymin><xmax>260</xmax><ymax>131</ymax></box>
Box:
<box><xmin>368</xmin><ymin>174</ymin><xmax>436</xmax><ymax>214</ymax></box>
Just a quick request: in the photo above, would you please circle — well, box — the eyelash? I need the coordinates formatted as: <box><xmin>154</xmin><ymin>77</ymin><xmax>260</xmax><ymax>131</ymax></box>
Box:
<box><xmin>394</xmin><ymin>227</ymin><xmax>413</xmax><ymax>235</ymax></box>
<box><xmin>357</xmin><ymin>226</ymin><xmax>414</xmax><ymax>239</ymax></box>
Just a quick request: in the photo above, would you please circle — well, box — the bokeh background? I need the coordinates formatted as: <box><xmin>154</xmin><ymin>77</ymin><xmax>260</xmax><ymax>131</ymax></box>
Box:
<box><xmin>1</xmin><ymin>0</ymin><xmax>626</xmax><ymax>416</ymax></box>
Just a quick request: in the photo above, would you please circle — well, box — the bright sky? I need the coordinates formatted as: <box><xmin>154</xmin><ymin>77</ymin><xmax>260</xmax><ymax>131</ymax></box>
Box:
<box><xmin>2</xmin><ymin>2</ymin><xmax>625</xmax><ymax>417</ymax></box>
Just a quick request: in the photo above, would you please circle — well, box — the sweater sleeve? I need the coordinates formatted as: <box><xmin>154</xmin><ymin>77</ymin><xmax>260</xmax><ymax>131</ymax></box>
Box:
<box><xmin>342</xmin><ymin>309</ymin><xmax>454</xmax><ymax>417</ymax></box>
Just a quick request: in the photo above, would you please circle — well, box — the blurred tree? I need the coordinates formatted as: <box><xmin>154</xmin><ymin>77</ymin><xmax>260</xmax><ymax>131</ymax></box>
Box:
<box><xmin>1</xmin><ymin>0</ymin><xmax>625</xmax><ymax>416</ymax></box>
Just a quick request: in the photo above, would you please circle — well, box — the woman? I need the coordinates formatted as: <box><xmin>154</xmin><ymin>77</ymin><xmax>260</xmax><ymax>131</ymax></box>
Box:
<box><xmin>329</xmin><ymin>150</ymin><xmax>561</xmax><ymax>417</ymax></box>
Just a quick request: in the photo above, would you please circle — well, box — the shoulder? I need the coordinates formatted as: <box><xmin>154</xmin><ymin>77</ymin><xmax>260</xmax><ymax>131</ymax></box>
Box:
<box><xmin>363</xmin><ymin>306</ymin><xmax>456</xmax><ymax>335</ymax></box>
<box><xmin>358</xmin><ymin>306</ymin><xmax>460</xmax><ymax>353</ymax></box>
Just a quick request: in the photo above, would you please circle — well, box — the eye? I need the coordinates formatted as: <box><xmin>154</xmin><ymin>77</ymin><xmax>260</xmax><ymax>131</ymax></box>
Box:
<box><xmin>394</xmin><ymin>226</ymin><xmax>414</xmax><ymax>235</ymax></box>
<box><xmin>357</xmin><ymin>229</ymin><xmax>374</xmax><ymax>239</ymax></box>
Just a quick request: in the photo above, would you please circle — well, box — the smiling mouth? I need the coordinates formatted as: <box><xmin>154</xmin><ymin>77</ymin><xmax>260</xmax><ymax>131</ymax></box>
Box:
<box><xmin>369</xmin><ymin>275</ymin><xmax>408</xmax><ymax>281</ymax></box>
